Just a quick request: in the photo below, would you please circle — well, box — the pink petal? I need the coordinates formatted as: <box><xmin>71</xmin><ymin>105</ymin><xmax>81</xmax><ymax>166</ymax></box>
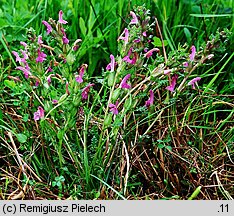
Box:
<box><xmin>58</xmin><ymin>10</ymin><xmax>68</xmax><ymax>24</ymax></box>
<box><xmin>130</xmin><ymin>11</ymin><xmax>138</xmax><ymax>24</ymax></box>
<box><xmin>189</xmin><ymin>45</ymin><xmax>196</xmax><ymax>61</ymax></box>
<box><xmin>42</xmin><ymin>20</ymin><xmax>53</xmax><ymax>34</ymax></box>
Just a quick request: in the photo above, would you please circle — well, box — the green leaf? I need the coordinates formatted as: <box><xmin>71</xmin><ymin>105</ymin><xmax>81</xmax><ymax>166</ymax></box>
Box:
<box><xmin>56</xmin><ymin>181</ymin><xmax>61</xmax><ymax>187</ymax></box>
<box><xmin>79</xmin><ymin>17</ymin><xmax>87</xmax><ymax>36</ymax></box>
<box><xmin>16</xmin><ymin>133</ymin><xmax>27</xmax><ymax>143</ymax></box>
<box><xmin>52</xmin><ymin>181</ymin><xmax>56</xmax><ymax>187</ymax></box>
<box><xmin>4</xmin><ymin>80</ymin><xmax>16</xmax><ymax>89</ymax></box>
<box><xmin>152</xmin><ymin>36</ymin><xmax>168</xmax><ymax>47</ymax></box>
<box><xmin>184</xmin><ymin>27</ymin><xmax>191</xmax><ymax>43</ymax></box>
<box><xmin>158</xmin><ymin>143</ymin><xmax>165</xmax><ymax>149</ymax></box>
<box><xmin>22</xmin><ymin>114</ymin><xmax>29</xmax><ymax>122</ymax></box>
<box><xmin>165</xmin><ymin>146</ymin><xmax>172</xmax><ymax>151</ymax></box>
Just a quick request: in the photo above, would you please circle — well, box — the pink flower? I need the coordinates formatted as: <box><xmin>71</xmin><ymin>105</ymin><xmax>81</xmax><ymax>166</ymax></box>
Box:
<box><xmin>183</xmin><ymin>62</ymin><xmax>189</xmax><ymax>67</ymax></box>
<box><xmin>164</xmin><ymin>69</ymin><xmax>173</xmax><ymax>75</ymax></box>
<box><xmin>189</xmin><ymin>45</ymin><xmax>196</xmax><ymax>61</ymax></box>
<box><xmin>20</xmin><ymin>41</ymin><xmax>27</xmax><ymax>48</ymax></box>
<box><xmin>145</xmin><ymin>48</ymin><xmax>160</xmax><ymax>58</ymax></box>
<box><xmin>58</xmin><ymin>10</ymin><xmax>68</xmax><ymax>24</ymax></box>
<box><xmin>34</xmin><ymin>106</ymin><xmax>44</xmax><ymax>121</ymax></box>
<box><xmin>47</xmin><ymin>74</ymin><xmax>55</xmax><ymax>85</ymax></box>
<box><xmin>16</xmin><ymin>66</ymin><xmax>31</xmax><ymax>79</ymax></box>
<box><xmin>165</xmin><ymin>74</ymin><xmax>178</xmax><ymax>92</ymax></box>
<box><xmin>120</xmin><ymin>74</ymin><xmax>131</xmax><ymax>89</ymax></box>
<box><xmin>62</xmin><ymin>36</ymin><xmax>69</xmax><ymax>44</ymax></box>
<box><xmin>106</xmin><ymin>54</ymin><xmax>115</xmax><ymax>72</ymax></box>
<box><xmin>129</xmin><ymin>11</ymin><xmax>138</xmax><ymax>24</ymax></box>
<box><xmin>38</xmin><ymin>35</ymin><xmax>43</xmax><ymax>45</ymax></box>
<box><xmin>20</xmin><ymin>49</ymin><xmax>28</xmax><ymax>64</ymax></box>
<box><xmin>76</xmin><ymin>65</ymin><xmax>87</xmax><ymax>83</ymax></box>
<box><xmin>42</xmin><ymin>20</ymin><xmax>53</xmax><ymax>34</ymax></box>
<box><xmin>134</xmin><ymin>38</ymin><xmax>141</xmax><ymax>43</ymax></box>
<box><xmin>52</xmin><ymin>99</ymin><xmax>58</xmax><ymax>104</ymax></box>
<box><xmin>36</xmin><ymin>49</ymin><xmax>47</xmax><ymax>63</ymax></box>
<box><xmin>35</xmin><ymin>81</ymin><xmax>39</xmax><ymax>87</ymax></box>
<box><xmin>72</xmin><ymin>39</ymin><xmax>82</xmax><ymax>51</ymax></box>
<box><xmin>145</xmin><ymin>89</ymin><xmax>154</xmax><ymax>107</ymax></box>
<box><xmin>24</xmin><ymin>62</ymin><xmax>30</xmax><ymax>71</ymax></box>
<box><xmin>47</xmin><ymin>66</ymin><xmax>53</xmax><ymax>72</ymax></box>
<box><xmin>81</xmin><ymin>83</ymin><xmax>94</xmax><ymax>100</ymax></box>
<box><xmin>142</xmin><ymin>31</ymin><xmax>147</xmax><ymax>37</ymax></box>
<box><xmin>118</xmin><ymin>28</ymin><xmax>129</xmax><ymax>45</ymax></box>
<box><xmin>61</xmin><ymin>28</ymin><xmax>69</xmax><ymax>44</ymax></box>
<box><xmin>122</xmin><ymin>47</ymin><xmax>137</xmax><ymax>65</ymax></box>
<box><xmin>109</xmin><ymin>101</ymin><xmax>119</xmax><ymax>115</ymax></box>
<box><xmin>188</xmin><ymin>77</ymin><xmax>201</xmax><ymax>89</ymax></box>
<box><xmin>12</xmin><ymin>51</ymin><xmax>21</xmax><ymax>62</ymax></box>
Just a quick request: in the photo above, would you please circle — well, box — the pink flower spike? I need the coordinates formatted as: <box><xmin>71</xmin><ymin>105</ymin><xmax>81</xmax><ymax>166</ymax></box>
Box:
<box><xmin>38</xmin><ymin>35</ymin><xmax>43</xmax><ymax>45</ymax></box>
<box><xmin>42</xmin><ymin>20</ymin><xmax>53</xmax><ymax>34</ymax></box>
<box><xmin>16</xmin><ymin>66</ymin><xmax>31</xmax><ymax>79</ymax></box>
<box><xmin>145</xmin><ymin>48</ymin><xmax>160</xmax><ymax>58</ymax></box>
<box><xmin>129</xmin><ymin>11</ymin><xmax>138</xmax><ymax>24</ymax></box>
<box><xmin>12</xmin><ymin>51</ymin><xmax>21</xmax><ymax>62</ymax></box>
<box><xmin>145</xmin><ymin>89</ymin><xmax>154</xmax><ymax>107</ymax></box>
<box><xmin>34</xmin><ymin>106</ymin><xmax>44</xmax><ymax>121</ymax></box>
<box><xmin>81</xmin><ymin>83</ymin><xmax>94</xmax><ymax>100</ymax></box>
<box><xmin>142</xmin><ymin>31</ymin><xmax>147</xmax><ymax>37</ymax></box>
<box><xmin>188</xmin><ymin>77</ymin><xmax>201</xmax><ymax>89</ymax></box>
<box><xmin>189</xmin><ymin>45</ymin><xmax>196</xmax><ymax>61</ymax></box>
<box><xmin>36</xmin><ymin>49</ymin><xmax>47</xmax><ymax>63</ymax></box>
<box><xmin>120</xmin><ymin>74</ymin><xmax>131</xmax><ymax>89</ymax></box>
<box><xmin>166</xmin><ymin>74</ymin><xmax>178</xmax><ymax>92</ymax></box>
<box><xmin>58</xmin><ymin>10</ymin><xmax>68</xmax><ymax>24</ymax></box>
<box><xmin>20</xmin><ymin>41</ymin><xmax>27</xmax><ymax>48</ymax></box>
<box><xmin>109</xmin><ymin>101</ymin><xmax>119</xmax><ymax>115</ymax></box>
<box><xmin>118</xmin><ymin>28</ymin><xmax>129</xmax><ymax>45</ymax></box>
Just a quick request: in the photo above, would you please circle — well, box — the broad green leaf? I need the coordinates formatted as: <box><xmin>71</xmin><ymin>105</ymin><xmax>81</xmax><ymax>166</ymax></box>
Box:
<box><xmin>16</xmin><ymin>133</ymin><xmax>27</xmax><ymax>143</ymax></box>
<box><xmin>184</xmin><ymin>27</ymin><xmax>191</xmax><ymax>43</ymax></box>
<box><xmin>4</xmin><ymin>80</ymin><xmax>16</xmax><ymax>89</ymax></box>
<box><xmin>22</xmin><ymin>114</ymin><xmax>29</xmax><ymax>122</ymax></box>
<box><xmin>158</xmin><ymin>143</ymin><xmax>165</xmax><ymax>149</ymax></box>
<box><xmin>152</xmin><ymin>36</ymin><xmax>168</xmax><ymax>47</ymax></box>
<box><xmin>79</xmin><ymin>17</ymin><xmax>87</xmax><ymax>36</ymax></box>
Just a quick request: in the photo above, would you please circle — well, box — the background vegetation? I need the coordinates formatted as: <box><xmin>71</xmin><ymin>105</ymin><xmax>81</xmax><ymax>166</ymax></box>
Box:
<box><xmin>0</xmin><ymin>0</ymin><xmax>233</xmax><ymax>200</ymax></box>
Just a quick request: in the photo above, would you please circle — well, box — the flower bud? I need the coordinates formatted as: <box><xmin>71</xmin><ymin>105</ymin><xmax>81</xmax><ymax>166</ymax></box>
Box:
<box><xmin>66</xmin><ymin>53</ymin><xmax>75</xmax><ymax>65</ymax></box>
<box><xmin>124</xmin><ymin>95</ymin><xmax>132</xmax><ymax>111</ymax></box>
<box><xmin>103</xmin><ymin>113</ymin><xmax>112</xmax><ymax>127</ymax></box>
<box><xmin>58</xmin><ymin>93</ymin><xmax>68</xmax><ymax>103</ymax></box>
<box><xmin>111</xmin><ymin>88</ymin><xmax>121</xmax><ymax>101</ymax></box>
<box><xmin>108</xmin><ymin>72</ymin><xmax>115</xmax><ymax>87</ymax></box>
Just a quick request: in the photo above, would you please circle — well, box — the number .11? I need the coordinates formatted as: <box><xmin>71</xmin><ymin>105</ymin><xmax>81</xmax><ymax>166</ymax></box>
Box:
<box><xmin>220</xmin><ymin>204</ymin><xmax>228</xmax><ymax>213</ymax></box>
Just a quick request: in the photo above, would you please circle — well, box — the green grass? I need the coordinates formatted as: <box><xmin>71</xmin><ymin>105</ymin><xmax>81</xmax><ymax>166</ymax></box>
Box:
<box><xmin>0</xmin><ymin>0</ymin><xmax>233</xmax><ymax>200</ymax></box>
